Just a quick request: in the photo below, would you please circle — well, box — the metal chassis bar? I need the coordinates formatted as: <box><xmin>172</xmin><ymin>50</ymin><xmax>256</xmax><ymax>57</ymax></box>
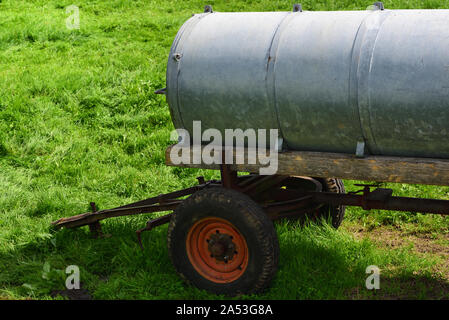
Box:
<box><xmin>311</xmin><ymin>192</ymin><xmax>449</xmax><ymax>215</ymax></box>
<box><xmin>51</xmin><ymin>182</ymin><xmax>219</xmax><ymax>230</ymax></box>
<box><xmin>52</xmin><ymin>165</ymin><xmax>449</xmax><ymax>246</ymax></box>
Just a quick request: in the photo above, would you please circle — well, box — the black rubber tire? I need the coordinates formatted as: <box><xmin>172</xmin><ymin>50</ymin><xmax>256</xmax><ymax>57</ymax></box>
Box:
<box><xmin>167</xmin><ymin>187</ymin><xmax>279</xmax><ymax>296</ymax></box>
<box><xmin>314</xmin><ymin>178</ymin><xmax>346</xmax><ymax>229</ymax></box>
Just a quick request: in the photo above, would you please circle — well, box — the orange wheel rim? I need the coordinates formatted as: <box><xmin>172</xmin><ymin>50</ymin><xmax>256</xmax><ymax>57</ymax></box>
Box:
<box><xmin>186</xmin><ymin>217</ymin><xmax>249</xmax><ymax>283</ymax></box>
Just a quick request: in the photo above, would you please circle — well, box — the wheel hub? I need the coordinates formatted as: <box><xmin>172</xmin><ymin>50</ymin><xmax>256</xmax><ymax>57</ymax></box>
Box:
<box><xmin>185</xmin><ymin>217</ymin><xmax>249</xmax><ymax>283</ymax></box>
<box><xmin>208</xmin><ymin>232</ymin><xmax>236</xmax><ymax>262</ymax></box>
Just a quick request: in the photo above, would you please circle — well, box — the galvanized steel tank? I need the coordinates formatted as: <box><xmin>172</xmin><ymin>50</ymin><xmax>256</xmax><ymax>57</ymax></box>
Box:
<box><xmin>165</xmin><ymin>7</ymin><xmax>449</xmax><ymax>158</ymax></box>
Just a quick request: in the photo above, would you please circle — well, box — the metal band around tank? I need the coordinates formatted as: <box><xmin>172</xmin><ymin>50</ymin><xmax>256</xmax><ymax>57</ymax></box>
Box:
<box><xmin>350</xmin><ymin>9</ymin><xmax>392</xmax><ymax>155</ymax></box>
<box><xmin>266</xmin><ymin>11</ymin><xmax>301</xmax><ymax>150</ymax></box>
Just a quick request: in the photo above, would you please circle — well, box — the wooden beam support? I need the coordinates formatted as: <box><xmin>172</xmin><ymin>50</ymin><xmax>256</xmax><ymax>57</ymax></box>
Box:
<box><xmin>165</xmin><ymin>145</ymin><xmax>449</xmax><ymax>186</ymax></box>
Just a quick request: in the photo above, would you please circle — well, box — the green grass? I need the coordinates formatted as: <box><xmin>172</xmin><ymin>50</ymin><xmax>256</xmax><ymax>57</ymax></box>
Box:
<box><xmin>1</xmin><ymin>0</ymin><xmax>449</xmax><ymax>300</ymax></box>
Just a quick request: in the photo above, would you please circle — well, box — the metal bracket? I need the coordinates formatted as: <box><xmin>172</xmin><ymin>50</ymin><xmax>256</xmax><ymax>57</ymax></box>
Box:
<box><xmin>356</xmin><ymin>141</ymin><xmax>365</xmax><ymax>158</ymax></box>
<box><xmin>220</xmin><ymin>164</ymin><xmax>238</xmax><ymax>189</ymax></box>
<box><xmin>373</xmin><ymin>2</ymin><xmax>384</xmax><ymax>10</ymax></box>
<box><xmin>349</xmin><ymin>183</ymin><xmax>382</xmax><ymax>195</ymax></box>
<box><xmin>196</xmin><ymin>176</ymin><xmax>206</xmax><ymax>184</ymax></box>
<box><xmin>88</xmin><ymin>202</ymin><xmax>103</xmax><ymax>238</ymax></box>
<box><xmin>293</xmin><ymin>4</ymin><xmax>303</xmax><ymax>12</ymax></box>
<box><xmin>204</xmin><ymin>5</ymin><xmax>213</xmax><ymax>13</ymax></box>
<box><xmin>349</xmin><ymin>184</ymin><xmax>391</xmax><ymax>210</ymax></box>
<box><xmin>154</xmin><ymin>87</ymin><xmax>167</xmax><ymax>95</ymax></box>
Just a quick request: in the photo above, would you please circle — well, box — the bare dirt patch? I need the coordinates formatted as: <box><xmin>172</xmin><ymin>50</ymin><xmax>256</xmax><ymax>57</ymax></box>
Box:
<box><xmin>343</xmin><ymin>223</ymin><xmax>449</xmax><ymax>299</ymax></box>
<box><xmin>51</xmin><ymin>283</ymin><xmax>92</xmax><ymax>300</ymax></box>
<box><xmin>347</xmin><ymin>276</ymin><xmax>449</xmax><ymax>300</ymax></box>
<box><xmin>344</xmin><ymin>223</ymin><xmax>449</xmax><ymax>281</ymax></box>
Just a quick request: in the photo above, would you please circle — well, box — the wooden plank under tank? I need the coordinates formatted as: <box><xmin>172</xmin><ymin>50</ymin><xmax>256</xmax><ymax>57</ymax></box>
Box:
<box><xmin>165</xmin><ymin>145</ymin><xmax>449</xmax><ymax>186</ymax></box>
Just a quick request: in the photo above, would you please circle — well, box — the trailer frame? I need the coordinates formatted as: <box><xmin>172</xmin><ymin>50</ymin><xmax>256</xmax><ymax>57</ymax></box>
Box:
<box><xmin>53</xmin><ymin>145</ymin><xmax>449</xmax><ymax>239</ymax></box>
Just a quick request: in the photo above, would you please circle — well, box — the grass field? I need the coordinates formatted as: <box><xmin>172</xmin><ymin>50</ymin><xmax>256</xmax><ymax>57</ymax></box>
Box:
<box><xmin>0</xmin><ymin>0</ymin><xmax>449</xmax><ymax>300</ymax></box>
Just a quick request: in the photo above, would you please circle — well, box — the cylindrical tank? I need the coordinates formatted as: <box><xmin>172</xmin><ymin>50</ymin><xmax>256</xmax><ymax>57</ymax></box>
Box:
<box><xmin>165</xmin><ymin>8</ymin><xmax>449</xmax><ymax>158</ymax></box>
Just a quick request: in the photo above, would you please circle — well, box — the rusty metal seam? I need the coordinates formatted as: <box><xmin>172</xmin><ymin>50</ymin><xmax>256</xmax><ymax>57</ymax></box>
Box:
<box><xmin>265</xmin><ymin>11</ymin><xmax>295</xmax><ymax>147</ymax></box>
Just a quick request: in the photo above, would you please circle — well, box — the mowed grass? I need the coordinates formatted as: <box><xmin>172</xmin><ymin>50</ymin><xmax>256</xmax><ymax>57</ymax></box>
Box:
<box><xmin>0</xmin><ymin>0</ymin><xmax>449</xmax><ymax>299</ymax></box>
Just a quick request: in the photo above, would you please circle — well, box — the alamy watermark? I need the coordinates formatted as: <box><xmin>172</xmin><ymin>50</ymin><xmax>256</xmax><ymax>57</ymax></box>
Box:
<box><xmin>365</xmin><ymin>265</ymin><xmax>380</xmax><ymax>290</ymax></box>
<box><xmin>65</xmin><ymin>265</ymin><xmax>80</xmax><ymax>289</ymax></box>
<box><xmin>66</xmin><ymin>5</ymin><xmax>80</xmax><ymax>30</ymax></box>
<box><xmin>169</xmin><ymin>121</ymin><xmax>280</xmax><ymax>175</ymax></box>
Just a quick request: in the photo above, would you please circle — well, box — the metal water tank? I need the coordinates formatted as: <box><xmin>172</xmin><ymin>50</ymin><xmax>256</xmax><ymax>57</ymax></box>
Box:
<box><xmin>165</xmin><ymin>6</ymin><xmax>449</xmax><ymax>158</ymax></box>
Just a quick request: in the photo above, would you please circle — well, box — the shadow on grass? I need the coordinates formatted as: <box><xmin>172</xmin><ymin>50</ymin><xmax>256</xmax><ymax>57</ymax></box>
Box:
<box><xmin>0</xmin><ymin>219</ymin><xmax>448</xmax><ymax>299</ymax></box>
